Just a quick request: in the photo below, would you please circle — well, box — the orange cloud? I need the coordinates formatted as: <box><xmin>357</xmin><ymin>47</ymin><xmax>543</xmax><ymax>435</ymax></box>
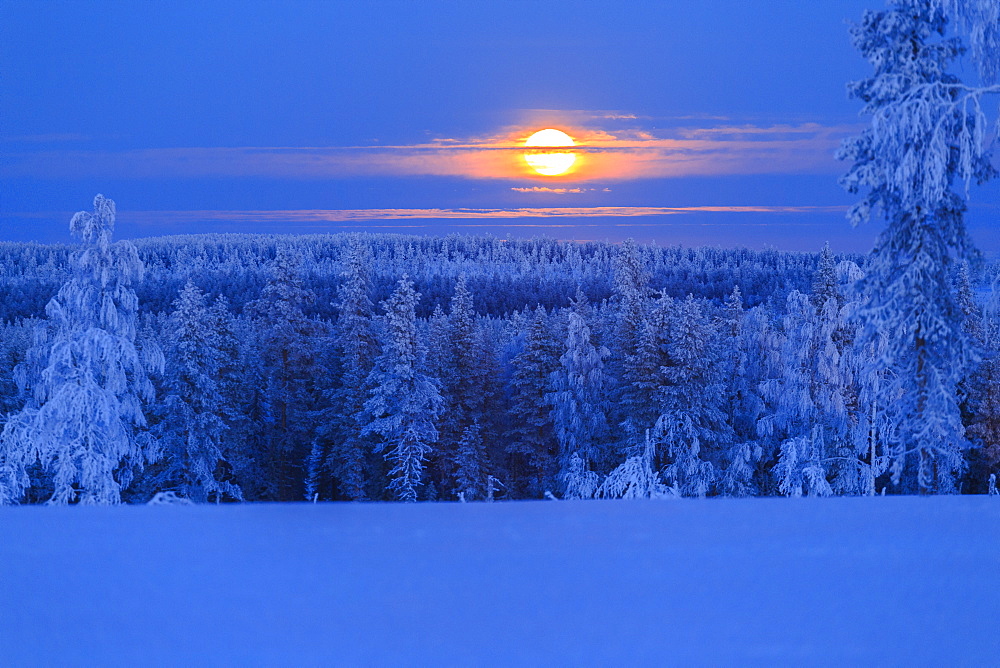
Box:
<box><xmin>510</xmin><ymin>187</ymin><xmax>612</xmax><ymax>194</ymax></box>
<box><xmin>111</xmin><ymin>205</ymin><xmax>848</xmax><ymax>228</ymax></box>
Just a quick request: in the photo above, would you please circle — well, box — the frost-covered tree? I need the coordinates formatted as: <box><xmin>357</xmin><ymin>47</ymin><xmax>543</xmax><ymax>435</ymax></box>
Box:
<box><xmin>615</xmin><ymin>289</ymin><xmax>679</xmax><ymax>460</ymax></box>
<box><xmin>313</xmin><ymin>239</ymin><xmax>378</xmax><ymax>500</ymax></box>
<box><xmin>211</xmin><ymin>298</ymin><xmax>266</xmax><ymax>499</ymax></box>
<box><xmin>247</xmin><ymin>246</ymin><xmax>321</xmax><ymax>500</ymax></box>
<box><xmin>964</xmin><ymin>276</ymin><xmax>1000</xmax><ymax>490</ymax></box>
<box><xmin>506</xmin><ymin>305</ymin><xmax>561</xmax><ymax>497</ymax></box>
<box><xmin>597</xmin><ymin>431</ymin><xmax>672</xmax><ymax>499</ymax></box>
<box><xmin>454</xmin><ymin>420</ymin><xmax>487</xmax><ymax>500</ymax></box>
<box><xmin>812</xmin><ymin>243</ymin><xmax>843</xmax><ymax>311</ymax></box>
<box><xmin>759</xmin><ymin>291</ymin><xmax>846</xmax><ymax>497</ymax></box>
<box><xmin>825</xmin><ymin>264</ymin><xmax>893</xmax><ymax>496</ymax></box>
<box><xmin>560</xmin><ymin>451</ymin><xmax>600</xmax><ymax>500</ymax></box>
<box><xmin>0</xmin><ymin>195</ymin><xmax>161</xmax><ymax>505</ymax></box>
<box><xmin>839</xmin><ymin>0</ymin><xmax>998</xmax><ymax>492</ymax></box>
<box><xmin>716</xmin><ymin>287</ymin><xmax>765</xmax><ymax>497</ymax></box>
<box><xmin>608</xmin><ymin>239</ymin><xmax>650</xmax><ymax>448</ymax></box>
<box><xmin>434</xmin><ymin>275</ymin><xmax>498</xmax><ymax>497</ymax></box>
<box><xmin>548</xmin><ymin>296</ymin><xmax>609</xmax><ymax>489</ymax></box>
<box><xmin>149</xmin><ymin>282</ymin><xmax>242</xmax><ymax>502</ymax></box>
<box><xmin>363</xmin><ymin>276</ymin><xmax>443</xmax><ymax>502</ymax></box>
<box><xmin>654</xmin><ymin>295</ymin><xmax>727</xmax><ymax>498</ymax></box>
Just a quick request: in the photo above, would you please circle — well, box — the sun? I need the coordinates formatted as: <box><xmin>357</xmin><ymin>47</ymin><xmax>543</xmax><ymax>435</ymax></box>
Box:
<box><xmin>523</xmin><ymin>128</ymin><xmax>577</xmax><ymax>176</ymax></box>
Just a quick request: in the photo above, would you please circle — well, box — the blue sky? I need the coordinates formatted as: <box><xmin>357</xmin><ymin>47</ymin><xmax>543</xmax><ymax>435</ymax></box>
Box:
<box><xmin>2</xmin><ymin>0</ymin><xmax>997</xmax><ymax>251</ymax></box>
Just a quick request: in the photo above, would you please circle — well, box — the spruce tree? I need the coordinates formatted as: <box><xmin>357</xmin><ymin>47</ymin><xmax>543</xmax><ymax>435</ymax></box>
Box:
<box><xmin>363</xmin><ymin>276</ymin><xmax>443</xmax><ymax>502</ymax></box>
<box><xmin>0</xmin><ymin>195</ymin><xmax>160</xmax><ymax>505</ymax></box>
<box><xmin>436</xmin><ymin>275</ymin><xmax>492</xmax><ymax>496</ymax></box>
<box><xmin>506</xmin><ymin>305</ymin><xmax>561</xmax><ymax>497</ymax></box>
<box><xmin>150</xmin><ymin>281</ymin><xmax>242</xmax><ymax>502</ymax></box>
<box><xmin>840</xmin><ymin>0</ymin><xmax>998</xmax><ymax>491</ymax></box>
<box><xmin>548</xmin><ymin>301</ymin><xmax>609</xmax><ymax>489</ymax></box>
<box><xmin>716</xmin><ymin>287</ymin><xmax>765</xmax><ymax>497</ymax></box>
<box><xmin>654</xmin><ymin>295</ymin><xmax>726</xmax><ymax>497</ymax></box>
<box><xmin>812</xmin><ymin>243</ymin><xmax>842</xmax><ymax>311</ymax></box>
<box><xmin>454</xmin><ymin>420</ymin><xmax>487</xmax><ymax>500</ymax></box>
<box><xmin>247</xmin><ymin>246</ymin><xmax>320</xmax><ymax>500</ymax></box>
<box><xmin>316</xmin><ymin>239</ymin><xmax>378</xmax><ymax>500</ymax></box>
<box><xmin>609</xmin><ymin>238</ymin><xmax>652</xmax><ymax>452</ymax></box>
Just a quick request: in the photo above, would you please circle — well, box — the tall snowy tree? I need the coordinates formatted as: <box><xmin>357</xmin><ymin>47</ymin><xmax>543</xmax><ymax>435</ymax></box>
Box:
<box><xmin>246</xmin><ymin>246</ymin><xmax>321</xmax><ymax>500</ymax></box>
<box><xmin>148</xmin><ymin>281</ymin><xmax>242</xmax><ymax>502</ymax></box>
<box><xmin>716</xmin><ymin>287</ymin><xmax>765</xmax><ymax>497</ymax></box>
<box><xmin>654</xmin><ymin>295</ymin><xmax>727</xmax><ymax>498</ymax></box>
<box><xmin>313</xmin><ymin>239</ymin><xmax>378</xmax><ymax>500</ymax></box>
<box><xmin>454</xmin><ymin>420</ymin><xmax>487</xmax><ymax>501</ymax></box>
<box><xmin>0</xmin><ymin>195</ymin><xmax>161</xmax><ymax>505</ymax></box>
<box><xmin>618</xmin><ymin>290</ymin><xmax>674</xmax><ymax>456</ymax></box>
<box><xmin>506</xmin><ymin>305</ymin><xmax>561</xmax><ymax>497</ymax></box>
<box><xmin>202</xmin><ymin>297</ymin><xmax>269</xmax><ymax>500</ymax></box>
<box><xmin>435</xmin><ymin>275</ymin><xmax>496</xmax><ymax>497</ymax></box>
<box><xmin>548</xmin><ymin>296</ymin><xmax>609</xmax><ymax>492</ymax></box>
<box><xmin>839</xmin><ymin>0</ymin><xmax>998</xmax><ymax>492</ymax></box>
<box><xmin>758</xmin><ymin>291</ymin><xmax>856</xmax><ymax>497</ymax></box>
<box><xmin>609</xmin><ymin>238</ymin><xmax>652</xmax><ymax>452</ymax></box>
<box><xmin>363</xmin><ymin>276</ymin><xmax>443</xmax><ymax>502</ymax></box>
<box><xmin>812</xmin><ymin>243</ymin><xmax>843</xmax><ymax>312</ymax></box>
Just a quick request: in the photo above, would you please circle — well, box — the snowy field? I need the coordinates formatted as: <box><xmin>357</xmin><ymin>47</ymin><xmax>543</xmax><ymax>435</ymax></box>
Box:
<box><xmin>2</xmin><ymin>497</ymin><xmax>999</xmax><ymax>666</ymax></box>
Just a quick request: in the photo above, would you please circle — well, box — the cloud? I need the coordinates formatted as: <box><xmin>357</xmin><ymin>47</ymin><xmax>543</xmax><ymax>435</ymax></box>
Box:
<box><xmin>103</xmin><ymin>205</ymin><xmax>848</xmax><ymax>229</ymax></box>
<box><xmin>510</xmin><ymin>187</ymin><xmax>612</xmax><ymax>194</ymax></box>
<box><xmin>0</xmin><ymin>116</ymin><xmax>859</xmax><ymax>182</ymax></box>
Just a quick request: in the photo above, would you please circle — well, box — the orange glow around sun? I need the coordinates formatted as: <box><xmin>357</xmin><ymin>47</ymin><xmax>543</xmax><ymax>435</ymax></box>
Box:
<box><xmin>523</xmin><ymin>129</ymin><xmax>577</xmax><ymax>176</ymax></box>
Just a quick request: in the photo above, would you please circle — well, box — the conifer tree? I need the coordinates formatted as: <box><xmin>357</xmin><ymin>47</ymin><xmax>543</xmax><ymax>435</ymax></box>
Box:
<box><xmin>812</xmin><ymin>243</ymin><xmax>842</xmax><ymax>311</ymax></box>
<box><xmin>964</xmin><ymin>276</ymin><xmax>1000</xmax><ymax>490</ymax></box>
<box><xmin>437</xmin><ymin>275</ymin><xmax>488</xmax><ymax>493</ymax></box>
<box><xmin>548</xmin><ymin>298</ymin><xmax>609</xmax><ymax>489</ymax></box>
<box><xmin>759</xmin><ymin>291</ymin><xmax>843</xmax><ymax>497</ymax></box>
<box><xmin>316</xmin><ymin>240</ymin><xmax>378</xmax><ymax>500</ymax></box>
<box><xmin>621</xmin><ymin>291</ymin><xmax>674</xmax><ymax>454</ymax></box>
<box><xmin>506</xmin><ymin>305</ymin><xmax>561</xmax><ymax>497</ymax></box>
<box><xmin>716</xmin><ymin>287</ymin><xmax>765</xmax><ymax>496</ymax></box>
<box><xmin>0</xmin><ymin>195</ymin><xmax>160</xmax><ymax>505</ymax></box>
<box><xmin>840</xmin><ymin>0</ymin><xmax>998</xmax><ymax>491</ymax></box>
<box><xmin>247</xmin><ymin>246</ymin><xmax>320</xmax><ymax>500</ymax></box>
<box><xmin>454</xmin><ymin>420</ymin><xmax>487</xmax><ymax>500</ymax></box>
<box><xmin>609</xmin><ymin>239</ymin><xmax>652</xmax><ymax>452</ymax></box>
<box><xmin>654</xmin><ymin>295</ymin><xmax>726</xmax><ymax>497</ymax></box>
<box><xmin>150</xmin><ymin>281</ymin><xmax>242</xmax><ymax>502</ymax></box>
<box><xmin>363</xmin><ymin>276</ymin><xmax>443</xmax><ymax>502</ymax></box>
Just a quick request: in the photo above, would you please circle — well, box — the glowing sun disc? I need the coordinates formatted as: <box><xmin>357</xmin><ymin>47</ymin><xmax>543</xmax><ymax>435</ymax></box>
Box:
<box><xmin>523</xmin><ymin>128</ymin><xmax>577</xmax><ymax>176</ymax></box>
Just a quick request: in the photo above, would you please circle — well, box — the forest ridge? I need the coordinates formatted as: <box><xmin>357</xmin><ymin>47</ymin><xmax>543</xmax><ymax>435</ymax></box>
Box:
<box><xmin>1</xmin><ymin>204</ymin><xmax>998</xmax><ymax>504</ymax></box>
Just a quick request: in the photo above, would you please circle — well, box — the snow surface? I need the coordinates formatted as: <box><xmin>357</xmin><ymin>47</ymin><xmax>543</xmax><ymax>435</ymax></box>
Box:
<box><xmin>2</xmin><ymin>497</ymin><xmax>998</xmax><ymax>666</ymax></box>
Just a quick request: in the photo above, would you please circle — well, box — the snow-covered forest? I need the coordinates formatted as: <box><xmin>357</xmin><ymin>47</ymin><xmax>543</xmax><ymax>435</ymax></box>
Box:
<box><xmin>1</xmin><ymin>200</ymin><xmax>997</xmax><ymax>504</ymax></box>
